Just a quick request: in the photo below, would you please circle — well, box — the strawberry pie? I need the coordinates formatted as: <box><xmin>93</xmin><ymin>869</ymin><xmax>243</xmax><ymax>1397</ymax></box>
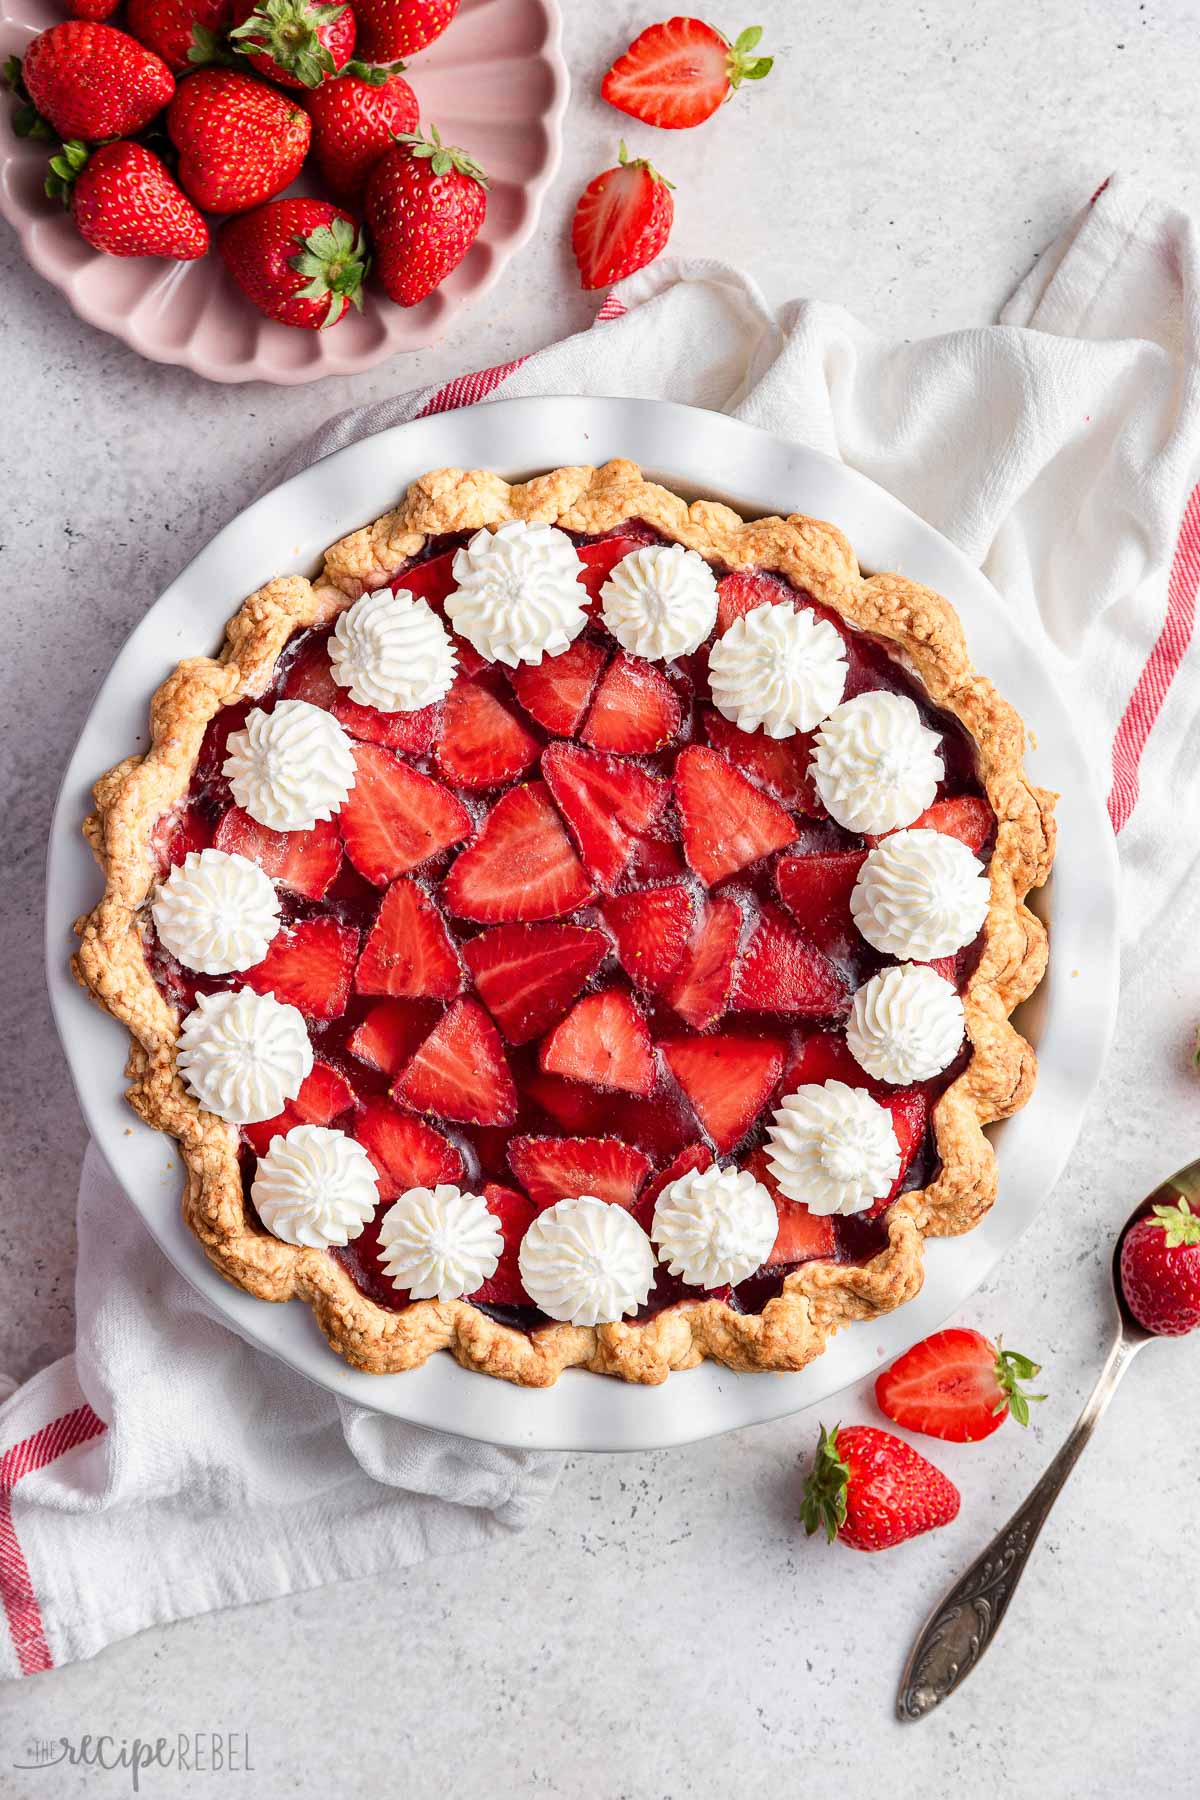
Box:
<box><xmin>75</xmin><ymin>460</ymin><xmax>1055</xmax><ymax>1386</ymax></box>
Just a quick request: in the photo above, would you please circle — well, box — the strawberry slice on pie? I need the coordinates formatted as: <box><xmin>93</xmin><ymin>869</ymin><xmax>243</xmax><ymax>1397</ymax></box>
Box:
<box><xmin>339</xmin><ymin>742</ymin><xmax>472</xmax><ymax>886</ymax></box>
<box><xmin>675</xmin><ymin>744</ymin><xmax>797</xmax><ymax>884</ymax></box>
<box><xmin>443</xmin><ymin>782</ymin><xmax>593</xmax><ymax>923</ymax></box>
<box><xmin>242</xmin><ymin>1059</ymin><xmax>359</xmax><ymax>1158</ymax></box>
<box><xmin>660</xmin><ymin>1030</ymin><xmax>786</xmax><ymax>1153</ymax></box>
<box><xmin>355</xmin><ymin>877</ymin><xmax>463</xmax><ymax>1000</ymax></box>
<box><xmin>510</xmin><ymin>638</ymin><xmax>608</xmax><ymax>735</ymax></box>
<box><xmin>581</xmin><ymin>651</ymin><xmax>682</xmax><ymax>753</ymax></box>
<box><xmin>469</xmin><ymin>1184</ymin><xmax>538</xmax><ymax>1307</ymax></box>
<box><xmin>539</xmin><ymin>988</ymin><xmax>656</xmax><ymax>1095</ymax></box>
<box><xmin>214</xmin><ymin>806</ymin><xmax>342</xmax><ymax>901</ymax></box>
<box><xmin>347</xmin><ymin>997</ymin><xmax>440</xmax><ymax>1075</ymax></box>
<box><xmin>462</xmin><ymin>921</ymin><xmax>608</xmax><ymax>1044</ymax></box>
<box><xmin>354</xmin><ymin>1096</ymin><xmax>464</xmax><ymax>1200</ymax></box>
<box><xmin>703</xmin><ymin>708</ymin><xmax>822</xmax><ymax>813</ymax></box>
<box><xmin>732</xmin><ymin>905</ymin><xmax>848</xmax><ymax>1016</ymax></box>
<box><xmin>507</xmin><ymin>1134</ymin><xmax>652</xmax><ymax>1211</ymax></box>
<box><xmin>542</xmin><ymin>742</ymin><xmax>670</xmax><ymax>893</ymax></box>
<box><xmin>393</xmin><ymin>997</ymin><xmax>518</xmax><ymax>1127</ymax></box>
<box><xmin>601</xmin><ymin>883</ymin><xmax>693</xmax><ymax>992</ymax></box>
<box><xmin>241</xmin><ymin>916</ymin><xmax>358</xmax><ymax>1019</ymax></box>
<box><xmin>664</xmin><ymin>893</ymin><xmax>742</xmax><ymax>1029</ymax></box>
<box><xmin>433</xmin><ymin>675</ymin><xmax>539</xmax><ymax>789</ymax></box>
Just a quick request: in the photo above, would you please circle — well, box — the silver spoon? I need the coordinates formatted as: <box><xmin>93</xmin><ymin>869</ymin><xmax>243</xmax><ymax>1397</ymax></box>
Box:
<box><xmin>896</xmin><ymin>1157</ymin><xmax>1200</xmax><ymax>1720</ymax></box>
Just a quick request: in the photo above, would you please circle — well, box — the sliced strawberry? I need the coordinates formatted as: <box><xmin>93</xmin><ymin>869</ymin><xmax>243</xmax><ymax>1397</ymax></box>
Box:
<box><xmin>214</xmin><ymin>806</ymin><xmax>342</xmax><ymax>901</ymax></box>
<box><xmin>903</xmin><ymin>795</ymin><xmax>993</xmax><ymax>855</ymax></box>
<box><xmin>524</xmin><ymin>1069</ymin><xmax>611</xmax><ymax>1134</ymax></box>
<box><xmin>339</xmin><ymin>742</ymin><xmax>472</xmax><ymax>886</ymax></box>
<box><xmin>469</xmin><ymin>1183</ymin><xmax>538</xmax><ymax>1308</ymax></box>
<box><xmin>875</xmin><ymin>1328</ymin><xmax>1042</xmax><ymax>1443</ymax></box>
<box><xmin>153</xmin><ymin>803</ymin><xmax>213</xmax><ymax>872</ymax></box>
<box><xmin>600</xmin><ymin>17</ymin><xmax>773</xmax><ymax>131</ymax></box>
<box><xmin>461</xmin><ymin>922</ymin><xmax>608</xmax><ymax>1043</ymax></box>
<box><xmin>434</xmin><ymin>675</ymin><xmax>539</xmax><ymax>789</ymax></box>
<box><xmin>333</xmin><ymin>693</ymin><xmax>438</xmax><ymax>754</ymax></box>
<box><xmin>443</xmin><ymin>782</ymin><xmax>592</xmax><ymax>923</ymax></box>
<box><xmin>242</xmin><ymin>1059</ymin><xmax>359</xmax><ymax>1157</ymax></box>
<box><xmin>715</xmin><ymin>568</ymin><xmax>787</xmax><ymax>633</ymax></box>
<box><xmin>601</xmin><ymin>883</ymin><xmax>693</xmax><ymax>991</ymax></box>
<box><xmin>542</xmin><ymin>742</ymin><xmax>670</xmax><ymax>893</ymax></box>
<box><xmin>576</xmin><ymin>533</ymin><xmax>652</xmax><ymax>609</ymax></box>
<box><xmin>675</xmin><ymin>745</ymin><xmax>796</xmax><ymax>885</ymax></box>
<box><xmin>507</xmin><ymin>1135</ymin><xmax>652</xmax><ymax>1210</ymax></box>
<box><xmin>394</xmin><ymin>552</ymin><xmax>457</xmax><ymax>612</ymax></box>
<box><xmin>660</xmin><ymin>1031</ymin><xmax>785</xmax><ymax>1153</ymax></box>
<box><xmin>279</xmin><ymin>633</ymin><xmax>339</xmax><ymax>708</ymax></box>
<box><xmin>393</xmin><ymin>997</ymin><xmax>517</xmax><ymax>1126</ymax></box>
<box><xmin>782</xmin><ymin>1030</ymin><xmax>864</xmax><ymax>1090</ymax></box>
<box><xmin>581</xmin><ymin>652</ymin><xmax>682</xmax><ymax>753</ymax></box>
<box><xmin>539</xmin><ymin>988</ymin><xmax>655</xmax><ymax>1095</ymax></box>
<box><xmin>732</xmin><ymin>905</ymin><xmax>849</xmax><ymax>1016</ymax></box>
<box><xmin>354</xmin><ymin>1095</ymin><xmax>463</xmax><ymax>1200</ymax></box>
<box><xmin>509</xmin><ymin>638</ymin><xmax>608</xmax><ymax>733</ymax></box>
<box><xmin>355</xmin><ymin>877</ymin><xmax>462</xmax><ymax>1000</ymax></box>
<box><xmin>347</xmin><ymin>997</ymin><xmax>440</xmax><ymax>1075</ymax></box>
<box><xmin>572</xmin><ymin>144</ymin><xmax>675</xmax><ymax>289</ymax></box>
<box><xmin>885</xmin><ymin>1087</ymin><xmax>929</xmax><ymax>1204</ymax></box>
<box><xmin>742</xmin><ymin>1147</ymin><xmax>838</xmax><ymax>1265</ymax></box>
<box><xmin>775</xmin><ymin>850</ymin><xmax>866</xmax><ymax>938</ymax></box>
<box><xmin>632</xmin><ymin>1141</ymin><xmax>714</xmax><ymax>1233</ymax></box>
<box><xmin>665</xmin><ymin>894</ymin><xmax>742</xmax><ymax>1029</ymax></box>
<box><xmin>241</xmin><ymin>916</ymin><xmax>357</xmax><ymax>1019</ymax></box>
<box><xmin>703</xmin><ymin>708</ymin><xmax>822</xmax><ymax>813</ymax></box>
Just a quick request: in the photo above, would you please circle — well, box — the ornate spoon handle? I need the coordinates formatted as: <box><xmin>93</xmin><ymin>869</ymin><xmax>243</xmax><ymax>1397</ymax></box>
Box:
<box><xmin>896</xmin><ymin>1331</ymin><xmax>1143</xmax><ymax>1720</ymax></box>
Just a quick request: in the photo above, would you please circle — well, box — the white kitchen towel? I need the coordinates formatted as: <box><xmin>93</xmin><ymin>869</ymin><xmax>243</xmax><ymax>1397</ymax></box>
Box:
<box><xmin>3</xmin><ymin>170</ymin><xmax>1197</xmax><ymax>1681</ymax></box>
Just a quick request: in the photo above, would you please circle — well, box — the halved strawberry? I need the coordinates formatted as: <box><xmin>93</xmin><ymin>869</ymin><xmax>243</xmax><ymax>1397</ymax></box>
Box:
<box><xmin>601</xmin><ymin>18</ymin><xmax>773</xmax><ymax>131</ymax></box>
<box><xmin>347</xmin><ymin>997</ymin><xmax>440</xmax><ymax>1074</ymax></box>
<box><xmin>660</xmin><ymin>1031</ymin><xmax>785</xmax><ymax>1153</ymax></box>
<box><xmin>703</xmin><ymin>708</ymin><xmax>822</xmax><ymax>813</ymax></box>
<box><xmin>675</xmin><ymin>745</ymin><xmax>796</xmax><ymax>885</ymax></box>
<box><xmin>903</xmin><ymin>795</ymin><xmax>993</xmax><ymax>855</ymax></box>
<box><xmin>461</xmin><ymin>921</ymin><xmax>608</xmax><ymax>1043</ymax></box>
<box><xmin>542</xmin><ymin>742</ymin><xmax>670</xmax><ymax>893</ymax></box>
<box><xmin>153</xmin><ymin>803</ymin><xmax>212</xmax><ymax>872</ymax></box>
<box><xmin>524</xmin><ymin>1069</ymin><xmax>610</xmax><ymax>1135</ymax></box>
<box><xmin>214</xmin><ymin>806</ymin><xmax>342</xmax><ymax>901</ymax></box>
<box><xmin>510</xmin><ymin>638</ymin><xmax>608</xmax><ymax>734</ymax></box>
<box><xmin>443</xmin><ymin>782</ymin><xmax>593</xmax><ymax>923</ymax></box>
<box><xmin>665</xmin><ymin>894</ymin><xmax>742</xmax><ymax>1029</ymax></box>
<box><xmin>576</xmin><ymin>533</ymin><xmax>653</xmax><ymax>609</ymax></box>
<box><xmin>355</xmin><ymin>877</ymin><xmax>462</xmax><ymax>999</ymax></box>
<box><xmin>571</xmin><ymin>143</ymin><xmax>675</xmax><ymax>289</ymax></box>
<box><xmin>393</xmin><ymin>997</ymin><xmax>517</xmax><ymax>1126</ymax></box>
<box><xmin>775</xmin><ymin>850</ymin><xmax>866</xmax><ymax>938</ymax></box>
<box><xmin>354</xmin><ymin>1095</ymin><xmax>463</xmax><ymax>1200</ymax></box>
<box><xmin>581</xmin><ymin>652</ymin><xmax>682</xmax><ymax>753</ymax></box>
<box><xmin>434</xmin><ymin>675</ymin><xmax>539</xmax><ymax>789</ymax></box>
<box><xmin>875</xmin><ymin>1328</ymin><xmax>1046</xmax><ymax>1442</ymax></box>
<box><xmin>469</xmin><ymin>1183</ymin><xmax>537</xmax><ymax>1307</ymax></box>
<box><xmin>601</xmin><ymin>883</ymin><xmax>693</xmax><ymax>991</ymax></box>
<box><xmin>339</xmin><ymin>743</ymin><xmax>472</xmax><ymax>886</ymax></box>
<box><xmin>714</xmin><ymin>568</ymin><xmax>786</xmax><ymax>633</ymax></box>
<box><xmin>539</xmin><ymin>988</ymin><xmax>655</xmax><ymax>1095</ymax></box>
<box><xmin>241</xmin><ymin>916</ymin><xmax>357</xmax><ymax>1018</ymax></box>
<box><xmin>333</xmin><ymin>692</ymin><xmax>438</xmax><ymax>755</ymax></box>
<box><xmin>507</xmin><ymin>1135</ymin><xmax>652</xmax><ymax>1210</ymax></box>
<box><xmin>732</xmin><ymin>905</ymin><xmax>848</xmax><ymax>1016</ymax></box>
<box><xmin>743</xmin><ymin>1147</ymin><xmax>837</xmax><ymax>1264</ymax></box>
<box><xmin>632</xmin><ymin>1141</ymin><xmax>714</xmax><ymax>1233</ymax></box>
<box><xmin>242</xmin><ymin>1058</ymin><xmax>359</xmax><ymax>1157</ymax></box>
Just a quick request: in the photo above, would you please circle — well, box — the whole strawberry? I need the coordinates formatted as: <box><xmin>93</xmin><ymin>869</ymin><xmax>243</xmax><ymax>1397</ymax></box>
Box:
<box><xmin>220</xmin><ymin>196</ymin><xmax>368</xmax><ymax>327</ymax></box>
<box><xmin>47</xmin><ymin>139</ymin><xmax>208</xmax><ymax>259</ymax></box>
<box><xmin>366</xmin><ymin>124</ymin><xmax>486</xmax><ymax>307</ymax></box>
<box><xmin>229</xmin><ymin>0</ymin><xmax>356</xmax><ymax>89</ymax></box>
<box><xmin>306</xmin><ymin>69</ymin><xmax>419</xmax><ymax>204</ymax></box>
<box><xmin>1120</xmin><ymin>1195</ymin><xmax>1200</xmax><ymax>1336</ymax></box>
<box><xmin>168</xmin><ymin>68</ymin><xmax>311</xmax><ymax>214</ymax></box>
<box><xmin>353</xmin><ymin>0</ymin><xmax>457</xmax><ymax>62</ymax></box>
<box><xmin>20</xmin><ymin>22</ymin><xmax>174</xmax><ymax>142</ymax></box>
<box><xmin>801</xmin><ymin>1424</ymin><xmax>960</xmax><ymax>1552</ymax></box>
<box><xmin>126</xmin><ymin>0</ymin><xmax>234</xmax><ymax>72</ymax></box>
<box><xmin>571</xmin><ymin>141</ymin><xmax>674</xmax><ymax>290</ymax></box>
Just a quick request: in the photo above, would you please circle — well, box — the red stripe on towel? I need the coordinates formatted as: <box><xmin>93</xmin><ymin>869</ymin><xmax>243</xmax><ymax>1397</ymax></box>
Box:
<box><xmin>0</xmin><ymin>1404</ymin><xmax>106</xmax><ymax>1675</ymax></box>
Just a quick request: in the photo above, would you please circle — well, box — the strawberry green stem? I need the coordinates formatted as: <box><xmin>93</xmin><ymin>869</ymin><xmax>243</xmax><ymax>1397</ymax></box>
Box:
<box><xmin>725</xmin><ymin>25</ymin><xmax>774</xmax><ymax>89</ymax></box>
<box><xmin>289</xmin><ymin>215</ymin><xmax>370</xmax><ymax>327</ymax></box>
<box><xmin>1147</xmin><ymin>1196</ymin><xmax>1200</xmax><ymax>1248</ymax></box>
<box><xmin>45</xmin><ymin>139</ymin><xmax>90</xmax><ymax>206</ymax></box>
<box><xmin>4</xmin><ymin>55</ymin><xmax>54</xmax><ymax>141</ymax></box>
<box><xmin>229</xmin><ymin>0</ymin><xmax>348</xmax><ymax>86</ymax></box>
<box><xmin>616</xmin><ymin>138</ymin><xmax>674</xmax><ymax>190</ymax></box>
<box><xmin>992</xmin><ymin>1339</ymin><xmax>1047</xmax><ymax>1427</ymax></box>
<box><xmin>392</xmin><ymin>123</ymin><xmax>488</xmax><ymax>188</ymax></box>
<box><xmin>800</xmin><ymin>1423</ymin><xmax>849</xmax><ymax>1542</ymax></box>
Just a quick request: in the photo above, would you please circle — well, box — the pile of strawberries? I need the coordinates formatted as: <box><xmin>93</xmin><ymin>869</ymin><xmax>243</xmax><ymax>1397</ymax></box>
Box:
<box><xmin>4</xmin><ymin>8</ymin><xmax>775</xmax><ymax>329</ymax></box>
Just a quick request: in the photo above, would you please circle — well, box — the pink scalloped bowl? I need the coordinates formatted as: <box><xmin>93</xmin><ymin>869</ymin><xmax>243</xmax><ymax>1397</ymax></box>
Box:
<box><xmin>0</xmin><ymin>0</ymin><xmax>567</xmax><ymax>383</ymax></box>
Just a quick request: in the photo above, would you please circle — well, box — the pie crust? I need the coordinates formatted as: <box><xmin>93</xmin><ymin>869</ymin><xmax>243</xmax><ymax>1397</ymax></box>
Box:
<box><xmin>74</xmin><ymin>460</ymin><xmax>1055</xmax><ymax>1387</ymax></box>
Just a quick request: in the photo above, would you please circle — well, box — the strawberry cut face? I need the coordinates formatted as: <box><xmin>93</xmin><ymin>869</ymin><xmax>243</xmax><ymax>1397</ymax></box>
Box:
<box><xmin>152</xmin><ymin>522</ymin><xmax>994</xmax><ymax>1329</ymax></box>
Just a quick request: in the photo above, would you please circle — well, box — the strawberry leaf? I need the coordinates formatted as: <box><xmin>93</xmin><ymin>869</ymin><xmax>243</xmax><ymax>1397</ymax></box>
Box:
<box><xmin>992</xmin><ymin>1338</ymin><xmax>1047</xmax><ymax>1427</ymax></box>
<box><xmin>1147</xmin><ymin>1196</ymin><xmax>1200</xmax><ymax>1249</ymax></box>
<box><xmin>800</xmin><ymin>1423</ymin><xmax>849</xmax><ymax>1542</ymax></box>
<box><xmin>393</xmin><ymin>122</ymin><xmax>489</xmax><ymax>188</ymax></box>
<box><xmin>288</xmin><ymin>216</ymin><xmax>370</xmax><ymax>327</ymax></box>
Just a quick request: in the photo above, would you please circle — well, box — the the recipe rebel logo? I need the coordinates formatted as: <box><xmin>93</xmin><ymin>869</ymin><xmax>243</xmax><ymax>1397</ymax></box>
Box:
<box><xmin>12</xmin><ymin>1732</ymin><xmax>254</xmax><ymax>1790</ymax></box>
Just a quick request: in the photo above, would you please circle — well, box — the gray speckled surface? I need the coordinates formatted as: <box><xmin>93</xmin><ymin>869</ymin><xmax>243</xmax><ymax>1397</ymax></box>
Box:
<box><xmin>3</xmin><ymin>0</ymin><xmax>1200</xmax><ymax>1791</ymax></box>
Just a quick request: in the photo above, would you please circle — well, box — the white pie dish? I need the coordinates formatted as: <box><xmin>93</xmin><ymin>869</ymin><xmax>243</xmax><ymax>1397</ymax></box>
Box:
<box><xmin>45</xmin><ymin>396</ymin><xmax>1120</xmax><ymax>1451</ymax></box>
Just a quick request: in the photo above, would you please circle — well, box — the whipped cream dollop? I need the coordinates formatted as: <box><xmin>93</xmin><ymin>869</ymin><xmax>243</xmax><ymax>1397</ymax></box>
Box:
<box><xmin>517</xmin><ymin>1195</ymin><xmax>655</xmax><ymax>1327</ymax></box>
<box><xmin>651</xmin><ymin>1161</ymin><xmax>778</xmax><ymax>1289</ymax></box>
<box><xmin>223</xmin><ymin>699</ymin><xmax>356</xmax><ymax>833</ymax></box>
<box><xmin>376</xmin><ymin>1184</ymin><xmax>502</xmax><ymax>1302</ymax></box>
<box><xmin>846</xmin><ymin>963</ymin><xmax>966</xmax><ymax>1085</ymax></box>
<box><xmin>175</xmin><ymin>987</ymin><xmax>313</xmax><ymax>1125</ymax></box>
<box><xmin>151</xmin><ymin>848</ymin><xmax>280</xmax><ymax>975</ymax></box>
<box><xmin>446</xmin><ymin>520</ymin><xmax>590</xmax><ymax>667</ymax></box>
<box><xmin>251</xmin><ymin>1124</ymin><xmax>378</xmax><ymax>1248</ymax></box>
<box><xmin>708</xmin><ymin>602</ymin><xmax>848</xmax><ymax>738</ymax></box>
<box><xmin>599</xmin><ymin>542</ymin><xmax>718</xmax><ymax>661</ymax></box>
<box><xmin>810</xmin><ymin>691</ymin><xmax>942</xmax><ymax>834</ymax></box>
<box><xmin>765</xmin><ymin>1079</ymin><xmax>900</xmax><ymax>1216</ymax></box>
<box><xmin>330</xmin><ymin>586</ymin><xmax>457</xmax><ymax>713</ymax></box>
<box><xmin>851</xmin><ymin>827</ymin><xmax>990</xmax><ymax>960</ymax></box>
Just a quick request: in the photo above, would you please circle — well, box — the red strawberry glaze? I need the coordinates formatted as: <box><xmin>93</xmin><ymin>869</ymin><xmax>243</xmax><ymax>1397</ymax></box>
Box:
<box><xmin>145</xmin><ymin>527</ymin><xmax>994</xmax><ymax>1335</ymax></box>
